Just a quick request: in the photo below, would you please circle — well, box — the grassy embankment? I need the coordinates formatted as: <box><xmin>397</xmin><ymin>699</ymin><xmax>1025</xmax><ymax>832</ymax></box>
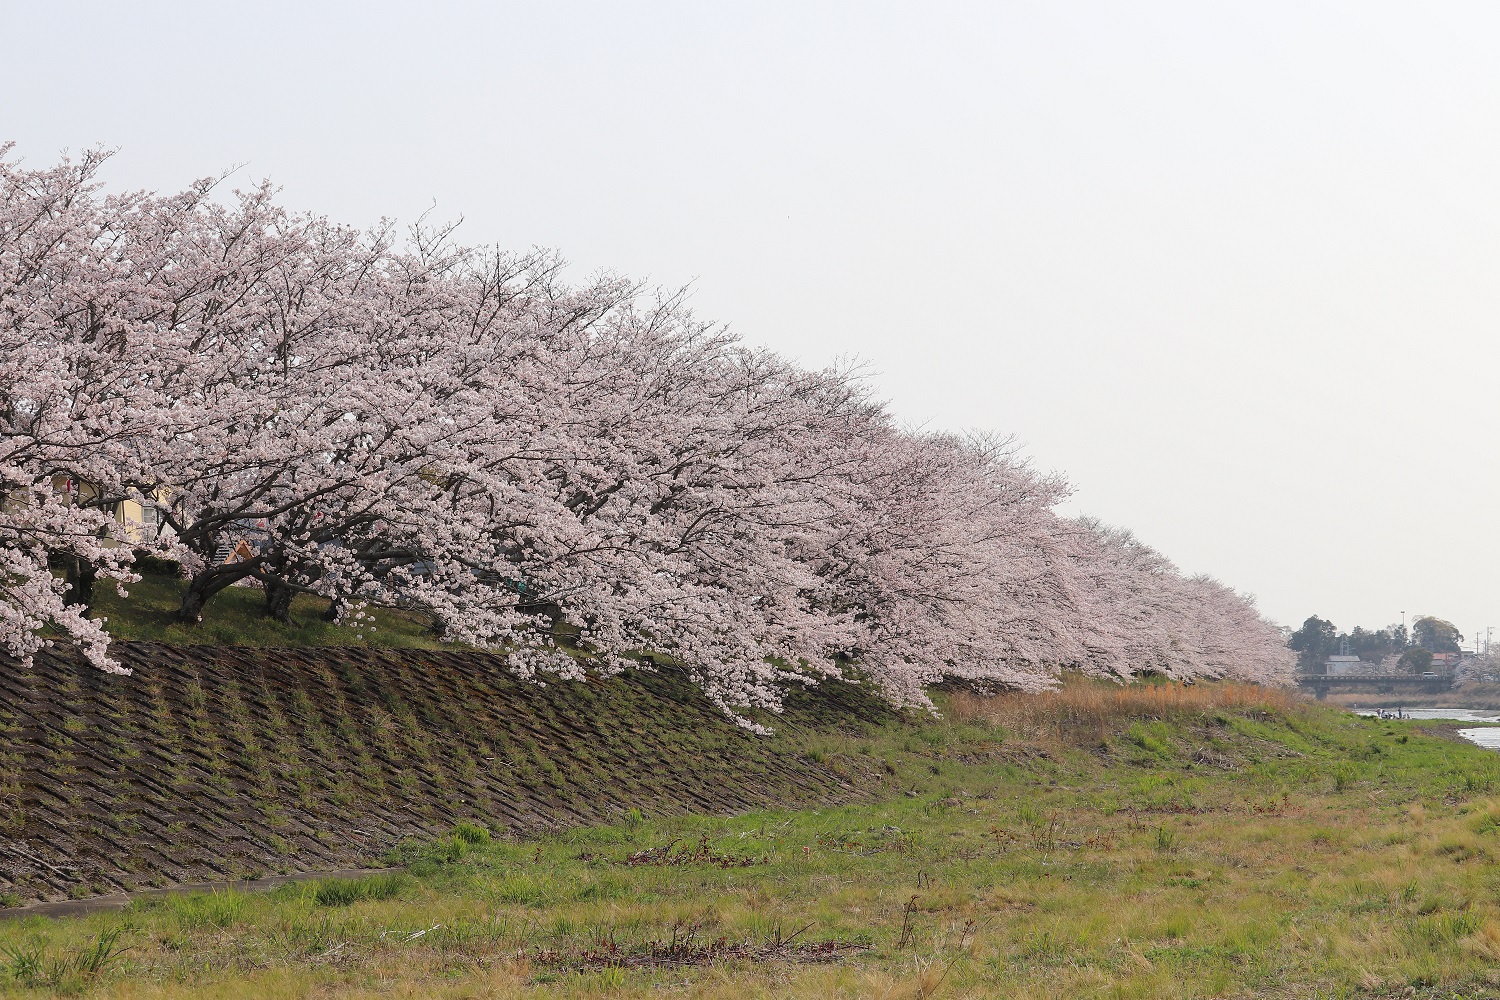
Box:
<box><xmin>5</xmin><ymin>682</ymin><xmax>1500</xmax><ymax>998</ymax></box>
<box><xmin>87</xmin><ymin>568</ymin><xmax>448</xmax><ymax>650</ymax></box>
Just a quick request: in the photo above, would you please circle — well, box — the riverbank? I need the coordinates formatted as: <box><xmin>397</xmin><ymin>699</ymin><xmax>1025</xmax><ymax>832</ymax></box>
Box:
<box><xmin>0</xmin><ymin>643</ymin><xmax>891</xmax><ymax>903</ymax></box>
<box><xmin>1323</xmin><ymin>682</ymin><xmax>1500</xmax><ymax>712</ymax></box>
<box><xmin>6</xmin><ymin>683</ymin><xmax>1500</xmax><ymax>998</ymax></box>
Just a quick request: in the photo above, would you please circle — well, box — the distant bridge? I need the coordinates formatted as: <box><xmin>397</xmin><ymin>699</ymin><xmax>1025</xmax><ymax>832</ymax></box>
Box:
<box><xmin>1295</xmin><ymin>671</ymin><xmax>1454</xmax><ymax>699</ymax></box>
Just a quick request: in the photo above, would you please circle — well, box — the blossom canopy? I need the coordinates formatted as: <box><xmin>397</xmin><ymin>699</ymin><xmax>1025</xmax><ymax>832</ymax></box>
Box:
<box><xmin>0</xmin><ymin>146</ymin><xmax>1295</xmax><ymax>718</ymax></box>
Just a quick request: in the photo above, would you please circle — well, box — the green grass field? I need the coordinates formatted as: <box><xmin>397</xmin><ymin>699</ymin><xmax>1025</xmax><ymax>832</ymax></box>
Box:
<box><xmin>88</xmin><ymin>569</ymin><xmax>451</xmax><ymax>650</ymax></box>
<box><xmin>4</xmin><ymin>682</ymin><xmax>1500</xmax><ymax>998</ymax></box>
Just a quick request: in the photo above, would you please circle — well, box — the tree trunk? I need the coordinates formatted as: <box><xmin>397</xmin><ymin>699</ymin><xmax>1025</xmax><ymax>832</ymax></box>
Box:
<box><xmin>177</xmin><ymin>579</ymin><xmax>212</xmax><ymax>623</ymax></box>
<box><xmin>263</xmin><ymin>579</ymin><xmax>295</xmax><ymax>623</ymax></box>
<box><xmin>62</xmin><ymin>556</ymin><xmax>97</xmax><ymax>612</ymax></box>
<box><xmin>176</xmin><ymin>564</ymin><xmax>255</xmax><ymax>623</ymax></box>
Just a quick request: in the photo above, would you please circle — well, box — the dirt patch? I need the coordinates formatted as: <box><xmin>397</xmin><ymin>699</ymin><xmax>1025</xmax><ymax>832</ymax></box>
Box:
<box><xmin>536</xmin><ymin>934</ymin><xmax>867</xmax><ymax>974</ymax></box>
<box><xmin>619</xmin><ymin>834</ymin><xmax>766</xmax><ymax>868</ymax></box>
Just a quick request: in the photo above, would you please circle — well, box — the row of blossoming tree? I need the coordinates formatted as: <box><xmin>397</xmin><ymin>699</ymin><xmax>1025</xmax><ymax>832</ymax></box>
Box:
<box><xmin>0</xmin><ymin>147</ymin><xmax>1294</xmax><ymax>720</ymax></box>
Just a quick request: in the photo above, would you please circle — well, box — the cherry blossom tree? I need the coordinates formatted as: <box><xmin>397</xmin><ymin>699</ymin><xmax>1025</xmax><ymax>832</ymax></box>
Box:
<box><xmin>0</xmin><ymin>146</ymin><xmax>1296</xmax><ymax>711</ymax></box>
<box><xmin>0</xmin><ymin>146</ymin><xmax>170</xmax><ymax>671</ymax></box>
<box><xmin>1063</xmin><ymin>517</ymin><xmax>1293</xmax><ymax>684</ymax></box>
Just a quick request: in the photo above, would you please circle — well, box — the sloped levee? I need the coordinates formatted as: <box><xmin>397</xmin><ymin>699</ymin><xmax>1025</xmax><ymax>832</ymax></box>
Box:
<box><xmin>0</xmin><ymin>643</ymin><xmax>895</xmax><ymax>903</ymax></box>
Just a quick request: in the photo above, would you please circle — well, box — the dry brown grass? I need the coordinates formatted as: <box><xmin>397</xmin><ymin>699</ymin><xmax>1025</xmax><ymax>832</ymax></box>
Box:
<box><xmin>946</xmin><ymin>678</ymin><xmax>1300</xmax><ymax>745</ymax></box>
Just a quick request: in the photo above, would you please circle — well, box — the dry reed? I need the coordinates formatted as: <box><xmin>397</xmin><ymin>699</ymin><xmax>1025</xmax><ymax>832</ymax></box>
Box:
<box><xmin>947</xmin><ymin>679</ymin><xmax>1299</xmax><ymax>746</ymax></box>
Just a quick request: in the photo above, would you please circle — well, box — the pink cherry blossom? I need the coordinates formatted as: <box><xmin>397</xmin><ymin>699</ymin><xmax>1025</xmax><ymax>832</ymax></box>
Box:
<box><xmin>0</xmin><ymin>145</ymin><xmax>1294</xmax><ymax>715</ymax></box>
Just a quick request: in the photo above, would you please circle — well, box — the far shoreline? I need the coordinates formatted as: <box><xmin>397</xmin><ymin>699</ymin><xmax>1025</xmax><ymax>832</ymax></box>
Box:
<box><xmin>1321</xmin><ymin>682</ymin><xmax>1500</xmax><ymax>712</ymax></box>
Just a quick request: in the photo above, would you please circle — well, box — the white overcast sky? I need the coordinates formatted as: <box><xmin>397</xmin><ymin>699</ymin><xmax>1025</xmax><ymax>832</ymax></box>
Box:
<box><xmin>5</xmin><ymin>1</ymin><xmax>1499</xmax><ymax>638</ymax></box>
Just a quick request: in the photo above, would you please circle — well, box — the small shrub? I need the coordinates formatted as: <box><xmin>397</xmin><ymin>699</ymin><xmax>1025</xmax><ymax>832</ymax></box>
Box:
<box><xmin>1155</xmin><ymin>826</ymin><xmax>1179</xmax><ymax>853</ymax></box>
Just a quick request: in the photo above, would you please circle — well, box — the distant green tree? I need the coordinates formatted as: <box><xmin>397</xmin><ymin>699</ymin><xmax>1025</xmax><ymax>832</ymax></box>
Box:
<box><xmin>1288</xmin><ymin>616</ymin><xmax>1338</xmax><ymax>672</ymax></box>
<box><xmin>1398</xmin><ymin>648</ymin><xmax>1435</xmax><ymax>674</ymax></box>
<box><xmin>1413</xmin><ymin>616</ymin><xmax>1463</xmax><ymax>654</ymax></box>
<box><xmin>1345</xmin><ymin>625</ymin><xmax>1399</xmax><ymax>664</ymax></box>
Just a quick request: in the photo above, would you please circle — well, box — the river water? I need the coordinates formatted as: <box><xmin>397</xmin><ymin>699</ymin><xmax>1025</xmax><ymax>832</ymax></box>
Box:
<box><xmin>1357</xmin><ymin>709</ymin><xmax>1500</xmax><ymax>751</ymax></box>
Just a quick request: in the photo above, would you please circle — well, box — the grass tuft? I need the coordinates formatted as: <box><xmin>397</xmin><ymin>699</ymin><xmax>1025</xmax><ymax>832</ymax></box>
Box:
<box><xmin>309</xmin><ymin>872</ymin><xmax>408</xmax><ymax>907</ymax></box>
<box><xmin>453</xmin><ymin>821</ymin><xmax>491</xmax><ymax>845</ymax></box>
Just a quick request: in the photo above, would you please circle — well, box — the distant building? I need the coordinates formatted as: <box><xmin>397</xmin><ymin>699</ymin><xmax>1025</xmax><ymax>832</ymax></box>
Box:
<box><xmin>1323</xmin><ymin>655</ymin><xmax>1364</xmax><ymax>676</ymax></box>
<box><xmin>1430</xmin><ymin>652</ymin><xmax>1460</xmax><ymax>672</ymax></box>
<box><xmin>45</xmin><ymin>476</ymin><xmax>170</xmax><ymax>547</ymax></box>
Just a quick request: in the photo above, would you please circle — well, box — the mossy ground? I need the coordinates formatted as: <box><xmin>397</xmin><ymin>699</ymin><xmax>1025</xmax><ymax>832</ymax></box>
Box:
<box><xmin>4</xmin><ymin>683</ymin><xmax>1500</xmax><ymax>998</ymax></box>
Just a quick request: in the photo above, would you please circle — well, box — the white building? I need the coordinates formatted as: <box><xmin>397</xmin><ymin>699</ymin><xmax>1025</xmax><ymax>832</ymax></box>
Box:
<box><xmin>1323</xmin><ymin>655</ymin><xmax>1365</xmax><ymax>676</ymax></box>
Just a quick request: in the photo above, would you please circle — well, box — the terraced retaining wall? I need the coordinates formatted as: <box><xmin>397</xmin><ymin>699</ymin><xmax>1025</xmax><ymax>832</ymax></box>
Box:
<box><xmin>0</xmin><ymin>643</ymin><xmax>894</xmax><ymax>903</ymax></box>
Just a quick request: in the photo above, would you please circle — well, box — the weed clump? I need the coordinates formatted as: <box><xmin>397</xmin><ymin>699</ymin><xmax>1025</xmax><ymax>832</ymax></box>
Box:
<box><xmin>1</xmin><ymin>928</ymin><xmax>125</xmax><ymax>990</ymax></box>
<box><xmin>166</xmin><ymin>889</ymin><xmax>247</xmax><ymax>930</ymax></box>
<box><xmin>454</xmin><ymin>821</ymin><xmax>492</xmax><ymax>845</ymax></box>
<box><xmin>1405</xmin><ymin>909</ymin><xmax>1481</xmax><ymax>947</ymax></box>
<box><xmin>310</xmin><ymin>872</ymin><xmax>407</xmax><ymax>906</ymax></box>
